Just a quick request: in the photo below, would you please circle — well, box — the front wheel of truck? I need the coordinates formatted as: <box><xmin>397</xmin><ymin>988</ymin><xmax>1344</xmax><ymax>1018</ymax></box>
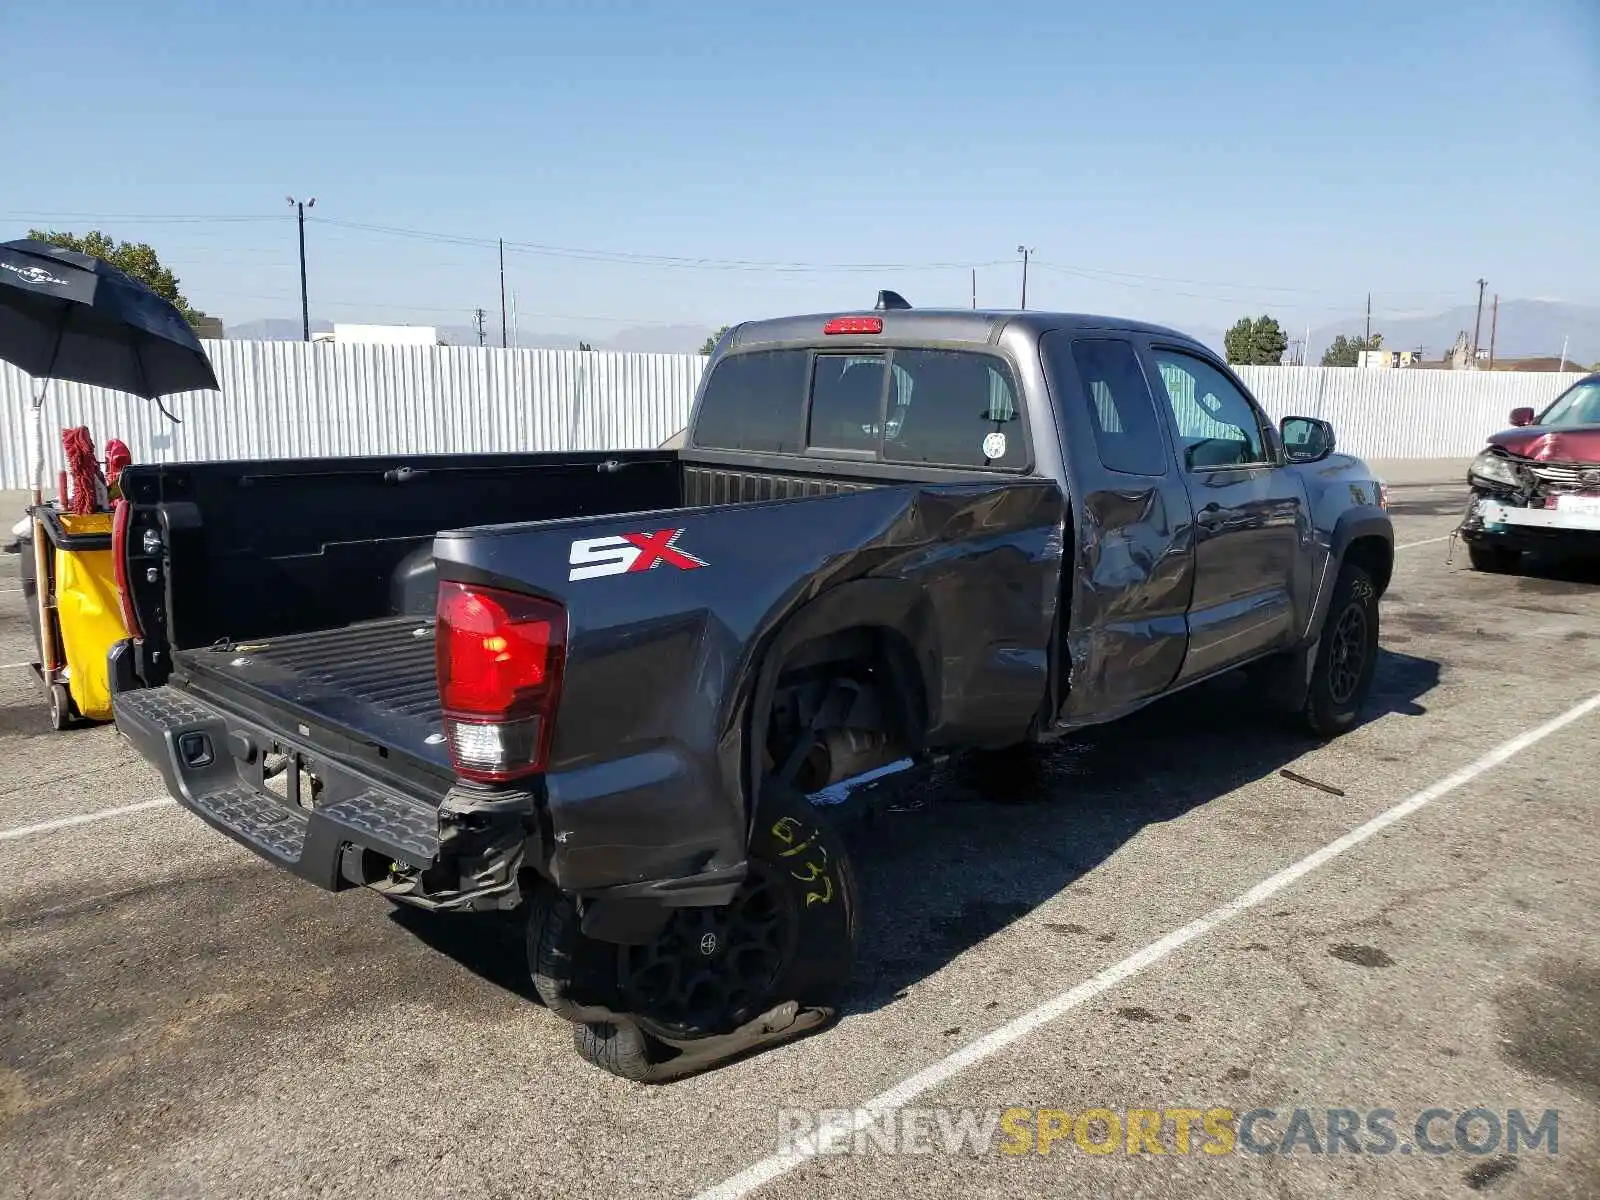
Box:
<box><xmin>529</xmin><ymin>782</ymin><xmax>859</xmax><ymax>1081</ymax></box>
<box><xmin>1300</xmin><ymin>563</ymin><xmax>1380</xmax><ymax>738</ymax></box>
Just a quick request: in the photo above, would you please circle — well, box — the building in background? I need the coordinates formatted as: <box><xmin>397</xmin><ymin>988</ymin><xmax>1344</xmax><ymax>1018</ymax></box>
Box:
<box><xmin>311</xmin><ymin>324</ymin><xmax>442</xmax><ymax>346</ymax></box>
<box><xmin>192</xmin><ymin>315</ymin><xmax>225</xmax><ymax>340</ymax></box>
<box><xmin>1357</xmin><ymin>348</ymin><xmax>1422</xmax><ymax>369</ymax></box>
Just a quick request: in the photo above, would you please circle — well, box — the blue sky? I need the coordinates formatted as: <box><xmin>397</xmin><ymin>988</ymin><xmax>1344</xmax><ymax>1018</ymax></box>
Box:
<box><xmin>3</xmin><ymin>0</ymin><xmax>1596</xmax><ymax>344</ymax></box>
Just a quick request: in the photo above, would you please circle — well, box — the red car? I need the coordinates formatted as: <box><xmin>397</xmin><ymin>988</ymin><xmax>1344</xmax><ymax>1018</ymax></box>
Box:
<box><xmin>1462</xmin><ymin>372</ymin><xmax>1600</xmax><ymax>573</ymax></box>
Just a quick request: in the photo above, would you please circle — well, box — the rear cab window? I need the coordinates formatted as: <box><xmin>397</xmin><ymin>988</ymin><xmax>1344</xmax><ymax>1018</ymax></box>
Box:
<box><xmin>689</xmin><ymin>350</ymin><xmax>809</xmax><ymax>453</ymax></box>
<box><xmin>885</xmin><ymin>349</ymin><xmax>1025</xmax><ymax>469</ymax></box>
<box><xmin>692</xmin><ymin>344</ymin><xmax>1028</xmax><ymax>470</ymax></box>
<box><xmin>808</xmin><ymin>355</ymin><xmax>888</xmax><ymax>452</ymax></box>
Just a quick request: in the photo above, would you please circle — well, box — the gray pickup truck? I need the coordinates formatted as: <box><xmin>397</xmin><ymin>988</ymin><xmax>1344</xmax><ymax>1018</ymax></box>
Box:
<box><xmin>111</xmin><ymin>295</ymin><xmax>1393</xmax><ymax>1080</ymax></box>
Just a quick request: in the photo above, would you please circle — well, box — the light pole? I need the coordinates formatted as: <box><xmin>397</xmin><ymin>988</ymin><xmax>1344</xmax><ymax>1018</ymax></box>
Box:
<box><xmin>1016</xmin><ymin>245</ymin><xmax>1034</xmax><ymax>310</ymax></box>
<box><xmin>286</xmin><ymin>196</ymin><xmax>316</xmax><ymax>341</ymax></box>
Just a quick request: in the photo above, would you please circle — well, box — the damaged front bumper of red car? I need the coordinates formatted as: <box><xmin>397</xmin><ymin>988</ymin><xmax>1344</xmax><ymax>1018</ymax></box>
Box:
<box><xmin>1462</xmin><ymin>449</ymin><xmax>1600</xmax><ymax>558</ymax></box>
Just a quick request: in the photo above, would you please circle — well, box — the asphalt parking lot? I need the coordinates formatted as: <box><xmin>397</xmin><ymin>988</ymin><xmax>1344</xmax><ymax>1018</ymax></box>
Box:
<box><xmin>2</xmin><ymin>479</ymin><xmax>1597</xmax><ymax>1200</ymax></box>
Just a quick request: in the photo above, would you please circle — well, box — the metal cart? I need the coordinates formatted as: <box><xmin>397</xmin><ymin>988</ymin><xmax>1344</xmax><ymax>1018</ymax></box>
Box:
<box><xmin>17</xmin><ymin>504</ymin><xmax>129</xmax><ymax>730</ymax></box>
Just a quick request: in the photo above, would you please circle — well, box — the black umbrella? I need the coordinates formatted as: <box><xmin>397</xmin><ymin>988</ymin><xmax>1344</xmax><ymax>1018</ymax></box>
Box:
<box><xmin>0</xmin><ymin>238</ymin><xmax>219</xmax><ymax>399</ymax></box>
<box><xmin>0</xmin><ymin>237</ymin><xmax>220</xmax><ymax>501</ymax></box>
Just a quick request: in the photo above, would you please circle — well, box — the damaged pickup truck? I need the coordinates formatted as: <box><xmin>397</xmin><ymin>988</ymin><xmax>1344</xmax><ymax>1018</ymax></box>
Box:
<box><xmin>109</xmin><ymin>298</ymin><xmax>1393</xmax><ymax>1080</ymax></box>
<box><xmin>1461</xmin><ymin>372</ymin><xmax>1600</xmax><ymax>574</ymax></box>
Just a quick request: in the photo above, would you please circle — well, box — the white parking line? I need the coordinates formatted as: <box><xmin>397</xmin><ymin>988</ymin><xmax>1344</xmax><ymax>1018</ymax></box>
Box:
<box><xmin>0</xmin><ymin>798</ymin><xmax>177</xmax><ymax>843</ymax></box>
<box><xmin>1</xmin><ymin>661</ymin><xmax>31</xmax><ymax>671</ymax></box>
<box><xmin>693</xmin><ymin>688</ymin><xmax>1600</xmax><ymax>1200</ymax></box>
<box><xmin>1396</xmin><ymin>534</ymin><xmax>1452</xmax><ymax>551</ymax></box>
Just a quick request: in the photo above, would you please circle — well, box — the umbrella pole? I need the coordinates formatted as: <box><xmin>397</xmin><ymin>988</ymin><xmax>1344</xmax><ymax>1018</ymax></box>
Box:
<box><xmin>28</xmin><ymin>396</ymin><xmax>57</xmax><ymax>682</ymax></box>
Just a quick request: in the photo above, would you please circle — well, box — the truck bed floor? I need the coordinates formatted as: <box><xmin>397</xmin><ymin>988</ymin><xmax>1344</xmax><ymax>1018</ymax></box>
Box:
<box><xmin>173</xmin><ymin>616</ymin><xmax>448</xmax><ymax>770</ymax></box>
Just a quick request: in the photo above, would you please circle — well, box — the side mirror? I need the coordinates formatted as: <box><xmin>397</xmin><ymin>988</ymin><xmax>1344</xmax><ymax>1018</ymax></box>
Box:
<box><xmin>1509</xmin><ymin>407</ymin><xmax>1535</xmax><ymax>427</ymax></box>
<box><xmin>1280</xmin><ymin>416</ymin><xmax>1336</xmax><ymax>463</ymax></box>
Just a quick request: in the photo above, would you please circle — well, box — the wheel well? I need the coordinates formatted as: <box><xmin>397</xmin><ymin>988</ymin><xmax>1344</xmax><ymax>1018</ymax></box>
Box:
<box><xmin>760</xmin><ymin>625</ymin><xmax>928</xmax><ymax>794</ymax></box>
<box><xmin>1343</xmin><ymin>535</ymin><xmax>1393</xmax><ymax>596</ymax></box>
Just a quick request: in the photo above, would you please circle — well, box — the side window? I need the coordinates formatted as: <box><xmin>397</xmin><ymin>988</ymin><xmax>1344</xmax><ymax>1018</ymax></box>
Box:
<box><xmin>1062</xmin><ymin>337</ymin><xmax>1168</xmax><ymax>476</ymax></box>
<box><xmin>808</xmin><ymin>355</ymin><xmax>887</xmax><ymax>452</ymax></box>
<box><xmin>1150</xmin><ymin>349</ymin><xmax>1270</xmax><ymax>470</ymax></box>
<box><xmin>691</xmin><ymin>350</ymin><xmax>809</xmax><ymax>453</ymax></box>
<box><xmin>883</xmin><ymin>349</ymin><xmax>1025</xmax><ymax>469</ymax></box>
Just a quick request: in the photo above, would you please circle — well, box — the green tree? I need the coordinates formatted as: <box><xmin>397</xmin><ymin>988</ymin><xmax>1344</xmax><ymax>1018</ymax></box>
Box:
<box><xmin>699</xmin><ymin>325</ymin><xmax>732</xmax><ymax>356</ymax></box>
<box><xmin>27</xmin><ymin>228</ymin><xmax>209</xmax><ymax>329</ymax></box>
<box><xmin>1223</xmin><ymin>315</ymin><xmax>1289</xmax><ymax>365</ymax></box>
<box><xmin>1320</xmin><ymin>332</ymin><xmax>1384</xmax><ymax>367</ymax></box>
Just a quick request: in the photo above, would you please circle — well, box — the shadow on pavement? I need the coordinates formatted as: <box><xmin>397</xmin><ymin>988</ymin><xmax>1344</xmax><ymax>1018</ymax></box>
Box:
<box><xmin>838</xmin><ymin>646</ymin><xmax>1441</xmax><ymax>1014</ymax></box>
<box><xmin>386</xmin><ymin>903</ymin><xmax>539</xmax><ymax>1002</ymax></box>
<box><xmin>390</xmin><ymin>647</ymin><xmax>1441</xmax><ymax>1025</ymax></box>
<box><xmin>1514</xmin><ymin>553</ymin><xmax>1600</xmax><ymax>591</ymax></box>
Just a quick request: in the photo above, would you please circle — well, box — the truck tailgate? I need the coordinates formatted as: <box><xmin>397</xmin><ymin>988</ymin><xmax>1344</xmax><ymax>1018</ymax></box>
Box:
<box><xmin>173</xmin><ymin>616</ymin><xmax>449</xmax><ymax>774</ymax></box>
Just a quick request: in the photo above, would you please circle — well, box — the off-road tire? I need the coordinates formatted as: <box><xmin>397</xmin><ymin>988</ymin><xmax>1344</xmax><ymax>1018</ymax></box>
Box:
<box><xmin>530</xmin><ymin>782</ymin><xmax>859</xmax><ymax>1080</ymax></box>
<box><xmin>1300</xmin><ymin>564</ymin><xmax>1380</xmax><ymax>738</ymax></box>
<box><xmin>1467</xmin><ymin>541</ymin><xmax>1522</xmax><ymax>575</ymax></box>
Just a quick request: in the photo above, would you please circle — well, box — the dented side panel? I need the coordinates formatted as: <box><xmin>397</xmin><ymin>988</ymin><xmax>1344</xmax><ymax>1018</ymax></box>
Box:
<box><xmin>432</xmin><ymin>480</ymin><xmax>1064</xmax><ymax>891</ymax></box>
<box><xmin>1035</xmin><ymin>330</ymin><xmax>1197</xmax><ymax>722</ymax></box>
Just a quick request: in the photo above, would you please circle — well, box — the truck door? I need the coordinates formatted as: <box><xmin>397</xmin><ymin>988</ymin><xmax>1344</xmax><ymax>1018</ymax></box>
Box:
<box><xmin>1142</xmin><ymin>344</ymin><xmax>1310</xmax><ymax>681</ymax></box>
<box><xmin>1041</xmin><ymin>333</ymin><xmax>1194</xmax><ymax>721</ymax></box>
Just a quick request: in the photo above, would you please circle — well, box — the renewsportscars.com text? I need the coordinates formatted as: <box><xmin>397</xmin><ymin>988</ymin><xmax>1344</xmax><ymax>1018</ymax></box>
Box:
<box><xmin>775</xmin><ymin>1105</ymin><xmax>1560</xmax><ymax>1159</ymax></box>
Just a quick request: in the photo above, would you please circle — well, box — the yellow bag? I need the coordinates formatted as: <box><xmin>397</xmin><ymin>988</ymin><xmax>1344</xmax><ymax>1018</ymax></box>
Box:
<box><xmin>53</xmin><ymin>512</ymin><xmax>129</xmax><ymax>722</ymax></box>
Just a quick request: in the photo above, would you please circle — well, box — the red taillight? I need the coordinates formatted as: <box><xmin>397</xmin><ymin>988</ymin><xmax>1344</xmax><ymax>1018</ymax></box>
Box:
<box><xmin>110</xmin><ymin>498</ymin><xmax>143</xmax><ymax>639</ymax></box>
<box><xmin>436</xmin><ymin>581</ymin><xmax>566</xmax><ymax>782</ymax></box>
<box><xmin>823</xmin><ymin>316</ymin><xmax>883</xmax><ymax>335</ymax></box>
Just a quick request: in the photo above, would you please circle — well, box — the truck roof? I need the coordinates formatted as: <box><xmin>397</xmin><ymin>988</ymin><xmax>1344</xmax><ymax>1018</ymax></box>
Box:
<box><xmin>726</xmin><ymin>305</ymin><xmax>1200</xmax><ymax>351</ymax></box>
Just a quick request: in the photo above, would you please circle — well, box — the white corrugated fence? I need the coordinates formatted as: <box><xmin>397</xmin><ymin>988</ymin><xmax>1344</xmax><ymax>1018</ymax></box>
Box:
<box><xmin>0</xmin><ymin>340</ymin><xmax>1587</xmax><ymax>489</ymax></box>
<box><xmin>1235</xmin><ymin>366</ymin><xmax>1586</xmax><ymax>459</ymax></box>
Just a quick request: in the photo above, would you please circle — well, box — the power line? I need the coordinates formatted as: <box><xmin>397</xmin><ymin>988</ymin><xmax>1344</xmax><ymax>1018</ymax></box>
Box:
<box><xmin>6</xmin><ymin>207</ymin><xmax>1545</xmax><ymax>314</ymax></box>
<box><xmin>307</xmin><ymin>216</ymin><xmax>1012</xmax><ymax>274</ymax></box>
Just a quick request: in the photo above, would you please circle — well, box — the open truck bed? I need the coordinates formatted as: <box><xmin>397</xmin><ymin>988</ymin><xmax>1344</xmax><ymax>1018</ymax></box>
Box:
<box><xmin>110</xmin><ymin>447</ymin><xmax>687</xmax><ymax>892</ymax></box>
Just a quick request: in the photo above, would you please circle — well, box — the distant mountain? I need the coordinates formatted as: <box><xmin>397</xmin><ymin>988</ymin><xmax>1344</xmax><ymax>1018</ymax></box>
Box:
<box><xmin>593</xmin><ymin>324</ymin><xmax>715</xmax><ymax>354</ymax></box>
<box><xmin>226</xmin><ymin>317</ymin><xmax>333</xmax><ymax>340</ymax></box>
<box><xmin>1309</xmin><ymin>300</ymin><xmax>1600</xmax><ymax>365</ymax></box>
<box><xmin>225</xmin><ymin>316</ymin><xmax>714</xmax><ymax>354</ymax></box>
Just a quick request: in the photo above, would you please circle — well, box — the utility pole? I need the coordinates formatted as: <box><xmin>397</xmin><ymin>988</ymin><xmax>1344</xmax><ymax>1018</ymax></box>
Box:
<box><xmin>286</xmin><ymin>195</ymin><xmax>316</xmax><ymax>341</ymax></box>
<box><xmin>1489</xmin><ymin>294</ymin><xmax>1499</xmax><ymax>368</ymax></box>
<box><xmin>971</xmin><ymin>267</ymin><xmax>976</xmax><ymax>310</ymax></box>
<box><xmin>1016</xmin><ymin>245</ymin><xmax>1034</xmax><ymax>310</ymax></box>
<box><xmin>1559</xmin><ymin>335</ymin><xmax>1570</xmax><ymax>373</ymax></box>
<box><xmin>499</xmin><ymin>239</ymin><xmax>508</xmax><ymax>349</ymax></box>
<box><xmin>1364</xmin><ymin>293</ymin><xmax>1371</xmax><ymax>347</ymax></box>
<box><xmin>472</xmin><ymin>308</ymin><xmax>487</xmax><ymax>347</ymax></box>
<box><xmin>1472</xmin><ymin>278</ymin><xmax>1488</xmax><ymax>360</ymax></box>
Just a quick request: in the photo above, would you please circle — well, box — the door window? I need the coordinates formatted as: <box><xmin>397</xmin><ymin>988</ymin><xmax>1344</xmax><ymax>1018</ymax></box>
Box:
<box><xmin>1151</xmin><ymin>349</ymin><xmax>1271</xmax><ymax>470</ymax></box>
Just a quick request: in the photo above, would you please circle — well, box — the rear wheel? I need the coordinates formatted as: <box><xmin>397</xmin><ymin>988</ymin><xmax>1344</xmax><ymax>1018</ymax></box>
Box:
<box><xmin>530</xmin><ymin>782</ymin><xmax>858</xmax><ymax>1081</ymax></box>
<box><xmin>1467</xmin><ymin>541</ymin><xmax>1522</xmax><ymax>574</ymax></box>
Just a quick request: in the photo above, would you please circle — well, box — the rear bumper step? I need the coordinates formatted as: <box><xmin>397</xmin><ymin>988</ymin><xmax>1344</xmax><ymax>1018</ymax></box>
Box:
<box><xmin>114</xmin><ymin>685</ymin><xmax>441</xmax><ymax>888</ymax></box>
